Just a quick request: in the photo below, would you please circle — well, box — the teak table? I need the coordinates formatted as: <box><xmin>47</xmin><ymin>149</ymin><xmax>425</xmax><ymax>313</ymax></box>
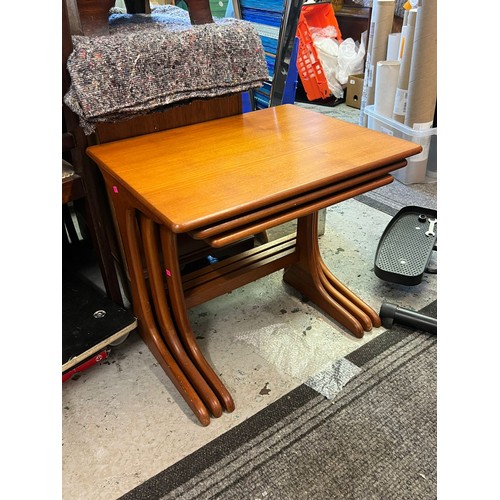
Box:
<box><xmin>87</xmin><ymin>105</ymin><xmax>422</xmax><ymax>426</ymax></box>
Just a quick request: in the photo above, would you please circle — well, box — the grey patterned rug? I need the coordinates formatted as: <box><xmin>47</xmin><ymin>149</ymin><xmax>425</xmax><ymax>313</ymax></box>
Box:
<box><xmin>120</xmin><ymin>301</ymin><xmax>437</xmax><ymax>499</ymax></box>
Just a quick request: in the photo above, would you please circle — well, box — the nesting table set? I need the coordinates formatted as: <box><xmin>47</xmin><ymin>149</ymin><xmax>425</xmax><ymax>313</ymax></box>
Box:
<box><xmin>87</xmin><ymin>104</ymin><xmax>421</xmax><ymax>426</ymax></box>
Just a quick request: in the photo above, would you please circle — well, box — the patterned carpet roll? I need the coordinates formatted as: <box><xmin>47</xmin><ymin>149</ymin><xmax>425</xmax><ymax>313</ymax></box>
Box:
<box><xmin>64</xmin><ymin>6</ymin><xmax>269</xmax><ymax>134</ymax></box>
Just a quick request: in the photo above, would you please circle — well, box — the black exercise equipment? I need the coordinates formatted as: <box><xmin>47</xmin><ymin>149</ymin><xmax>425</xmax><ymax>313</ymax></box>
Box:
<box><xmin>374</xmin><ymin>206</ymin><xmax>437</xmax><ymax>286</ymax></box>
<box><xmin>379</xmin><ymin>302</ymin><xmax>437</xmax><ymax>335</ymax></box>
<box><xmin>374</xmin><ymin>206</ymin><xmax>437</xmax><ymax>334</ymax></box>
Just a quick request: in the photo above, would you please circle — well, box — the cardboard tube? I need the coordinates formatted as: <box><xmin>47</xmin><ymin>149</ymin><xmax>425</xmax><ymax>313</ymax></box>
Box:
<box><xmin>392</xmin><ymin>8</ymin><xmax>417</xmax><ymax>123</ymax></box>
<box><xmin>397</xmin><ymin>24</ymin><xmax>407</xmax><ymax>60</ymax></box>
<box><xmin>402</xmin><ymin>8</ymin><xmax>409</xmax><ymax>26</ymax></box>
<box><xmin>386</xmin><ymin>32</ymin><xmax>401</xmax><ymax>61</ymax></box>
<box><xmin>404</xmin><ymin>0</ymin><xmax>437</xmax><ymax>129</ymax></box>
<box><xmin>359</xmin><ymin>0</ymin><xmax>395</xmax><ymax>126</ymax></box>
<box><xmin>374</xmin><ymin>60</ymin><xmax>400</xmax><ymax>118</ymax></box>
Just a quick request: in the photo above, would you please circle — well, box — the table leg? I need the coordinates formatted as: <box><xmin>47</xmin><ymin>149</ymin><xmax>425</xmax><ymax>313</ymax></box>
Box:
<box><xmin>319</xmin><ymin>260</ymin><xmax>382</xmax><ymax>328</ymax></box>
<box><xmin>139</xmin><ymin>214</ymin><xmax>223</xmax><ymax>418</ymax></box>
<box><xmin>160</xmin><ymin>226</ymin><xmax>236</xmax><ymax>413</ymax></box>
<box><xmin>122</xmin><ymin>208</ymin><xmax>212</xmax><ymax>426</ymax></box>
<box><xmin>283</xmin><ymin>212</ymin><xmax>380</xmax><ymax>338</ymax></box>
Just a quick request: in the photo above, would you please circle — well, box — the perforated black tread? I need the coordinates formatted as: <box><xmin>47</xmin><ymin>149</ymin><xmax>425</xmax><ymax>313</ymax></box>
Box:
<box><xmin>374</xmin><ymin>206</ymin><xmax>437</xmax><ymax>285</ymax></box>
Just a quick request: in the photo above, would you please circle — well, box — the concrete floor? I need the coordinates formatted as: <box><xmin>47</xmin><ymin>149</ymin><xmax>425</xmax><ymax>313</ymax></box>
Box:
<box><xmin>62</xmin><ymin>102</ymin><xmax>437</xmax><ymax>499</ymax></box>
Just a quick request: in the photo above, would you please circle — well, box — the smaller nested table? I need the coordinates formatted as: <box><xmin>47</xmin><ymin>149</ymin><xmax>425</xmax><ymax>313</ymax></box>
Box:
<box><xmin>87</xmin><ymin>105</ymin><xmax>421</xmax><ymax>426</ymax></box>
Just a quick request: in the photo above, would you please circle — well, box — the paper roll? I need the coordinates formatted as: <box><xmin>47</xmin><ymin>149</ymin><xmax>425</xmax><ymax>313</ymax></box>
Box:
<box><xmin>404</xmin><ymin>0</ymin><xmax>437</xmax><ymax>129</ymax></box>
<box><xmin>386</xmin><ymin>32</ymin><xmax>401</xmax><ymax>61</ymax></box>
<box><xmin>402</xmin><ymin>8</ymin><xmax>409</xmax><ymax>26</ymax></box>
<box><xmin>359</xmin><ymin>0</ymin><xmax>396</xmax><ymax>126</ymax></box>
<box><xmin>397</xmin><ymin>25</ymin><xmax>407</xmax><ymax>60</ymax></box>
<box><xmin>392</xmin><ymin>9</ymin><xmax>417</xmax><ymax>123</ymax></box>
<box><xmin>374</xmin><ymin>60</ymin><xmax>400</xmax><ymax>118</ymax></box>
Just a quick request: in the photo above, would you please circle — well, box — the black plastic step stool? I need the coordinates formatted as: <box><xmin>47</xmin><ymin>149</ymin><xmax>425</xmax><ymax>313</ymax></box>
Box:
<box><xmin>374</xmin><ymin>206</ymin><xmax>437</xmax><ymax>286</ymax></box>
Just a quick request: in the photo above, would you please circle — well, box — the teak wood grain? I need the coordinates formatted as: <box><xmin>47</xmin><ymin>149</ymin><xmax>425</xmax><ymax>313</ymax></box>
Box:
<box><xmin>87</xmin><ymin>105</ymin><xmax>421</xmax><ymax>233</ymax></box>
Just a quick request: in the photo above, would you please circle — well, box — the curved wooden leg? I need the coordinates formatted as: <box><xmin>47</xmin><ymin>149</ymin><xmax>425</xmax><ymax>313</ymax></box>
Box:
<box><xmin>160</xmin><ymin>226</ymin><xmax>236</xmax><ymax>413</ymax></box>
<box><xmin>140</xmin><ymin>215</ymin><xmax>223</xmax><ymax>418</ymax></box>
<box><xmin>317</xmin><ymin>269</ymin><xmax>373</xmax><ymax>331</ymax></box>
<box><xmin>123</xmin><ymin>209</ymin><xmax>211</xmax><ymax>426</ymax></box>
<box><xmin>283</xmin><ymin>212</ymin><xmax>380</xmax><ymax>338</ymax></box>
<box><xmin>319</xmin><ymin>260</ymin><xmax>381</xmax><ymax>328</ymax></box>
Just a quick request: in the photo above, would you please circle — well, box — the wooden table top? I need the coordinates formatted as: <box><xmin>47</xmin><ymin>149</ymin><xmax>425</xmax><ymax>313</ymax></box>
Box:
<box><xmin>87</xmin><ymin>105</ymin><xmax>421</xmax><ymax>233</ymax></box>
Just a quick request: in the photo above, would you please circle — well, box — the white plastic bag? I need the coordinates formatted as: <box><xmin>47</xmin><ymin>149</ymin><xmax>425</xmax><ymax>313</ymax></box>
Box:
<box><xmin>313</xmin><ymin>34</ymin><xmax>343</xmax><ymax>98</ymax></box>
<box><xmin>337</xmin><ymin>31</ymin><xmax>366</xmax><ymax>85</ymax></box>
<box><xmin>311</xmin><ymin>29</ymin><xmax>367</xmax><ymax>99</ymax></box>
